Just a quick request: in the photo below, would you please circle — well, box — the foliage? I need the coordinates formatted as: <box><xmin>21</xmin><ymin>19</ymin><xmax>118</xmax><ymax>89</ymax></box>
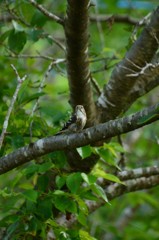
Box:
<box><xmin>0</xmin><ymin>0</ymin><xmax>159</xmax><ymax>239</ymax></box>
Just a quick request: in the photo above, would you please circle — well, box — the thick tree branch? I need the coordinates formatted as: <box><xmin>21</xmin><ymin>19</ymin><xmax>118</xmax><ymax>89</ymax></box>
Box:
<box><xmin>125</xmin><ymin>63</ymin><xmax>159</xmax><ymax>110</ymax></box>
<box><xmin>57</xmin><ymin>167</ymin><xmax>159</xmax><ymax>227</ymax></box>
<box><xmin>28</xmin><ymin>0</ymin><xmax>64</xmax><ymax>25</ymax></box>
<box><xmin>117</xmin><ymin>166</ymin><xmax>159</xmax><ymax>181</ymax></box>
<box><xmin>87</xmin><ymin>175</ymin><xmax>159</xmax><ymax>215</ymax></box>
<box><xmin>97</xmin><ymin>7</ymin><xmax>159</xmax><ymax>122</ymax></box>
<box><xmin>64</xmin><ymin>0</ymin><xmax>96</xmax><ymax>126</ymax></box>
<box><xmin>0</xmin><ymin>103</ymin><xmax>159</xmax><ymax>174</ymax></box>
<box><xmin>107</xmin><ymin>175</ymin><xmax>159</xmax><ymax>200</ymax></box>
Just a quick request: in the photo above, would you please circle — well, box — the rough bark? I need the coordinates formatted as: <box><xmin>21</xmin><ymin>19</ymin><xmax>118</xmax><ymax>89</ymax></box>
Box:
<box><xmin>0</xmin><ymin>102</ymin><xmax>159</xmax><ymax>174</ymax></box>
<box><xmin>64</xmin><ymin>0</ymin><xmax>96</xmax><ymax>126</ymax></box>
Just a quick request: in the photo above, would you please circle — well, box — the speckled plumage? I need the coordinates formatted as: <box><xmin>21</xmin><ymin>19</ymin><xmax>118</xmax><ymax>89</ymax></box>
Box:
<box><xmin>56</xmin><ymin>105</ymin><xmax>87</xmax><ymax>135</ymax></box>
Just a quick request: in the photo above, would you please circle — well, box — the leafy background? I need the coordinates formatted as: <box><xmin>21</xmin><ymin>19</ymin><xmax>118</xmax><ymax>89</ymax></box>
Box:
<box><xmin>0</xmin><ymin>0</ymin><xmax>159</xmax><ymax>239</ymax></box>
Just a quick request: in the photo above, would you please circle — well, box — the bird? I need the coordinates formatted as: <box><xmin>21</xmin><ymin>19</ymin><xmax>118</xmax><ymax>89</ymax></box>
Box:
<box><xmin>56</xmin><ymin>105</ymin><xmax>87</xmax><ymax>135</ymax></box>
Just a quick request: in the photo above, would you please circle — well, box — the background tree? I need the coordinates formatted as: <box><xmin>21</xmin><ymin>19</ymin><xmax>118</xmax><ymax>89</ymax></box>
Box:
<box><xmin>0</xmin><ymin>0</ymin><xmax>159</xmax><ymax>239</ymax></box>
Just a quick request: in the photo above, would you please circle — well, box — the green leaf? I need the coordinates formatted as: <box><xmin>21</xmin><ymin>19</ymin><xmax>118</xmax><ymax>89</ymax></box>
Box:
<box><xmin>22</xmin><ymin>189</ymin><xmax>38</xmax><ymax>203</ymax></box>
<box><xmin>103</xmin><ymin>143</ymin><xmax>118</xmax><ymax>157</ymax></box>
<box><xmin>0</xmin><ymin>30</ymin><xmax>12</xmax><ymax>43</ymax></box>
<box><xmin>38</xmin><ymin>161</ymin><xmax>53</xmax><ymax>173</ymax></box>
<box><xmin>77</xmin><ymin>211</ymin><xmax>87</xmax><ymax>226</ymax></box>
<box><xmin>81</xmin><ymin>173</ymin><xmax>97</xmax><ymax>185</ymax></box>
<box><xmin>31</xmin><ymin>11</ymin><xmax>48</xmax><ymax>27</ymax></box>
<box><xmin>27</xmin><ymin>29</ymin><xmax>44</xmax><ymax>42</ymax></box>
<box><xmin>66</xmin><ymin>172</ymin><xmax>82</xmax><ymax>194</ymax></box>
<box><xmin>77</xmin><ymin>145</ymin><xmax>92</xmax><ymax>159</ymax></box>
<box><xmin>50</xmin><ymin>151</ymin><xmax>67</xmax><ymax>168</ymax></box>
<box><xmin>5</xmin><ymin>221</ymin><xmax>19</xmax><ymax>238</ymax></box>
<box><xmin>91</xmin><ymin>183</ymin><xmax>108</xmax><ymax>203</ymax></box>
<box><xmin>56</xmin><ymin>175</ymin><xmax>66</xmax><ymax>189</ymax></box>
<box><xmin>53</xmin><ymin>192</ymin><xmax>77</xmax><ymax>213</ymax></box>
<box><xmin>18</xmin><ymin>92</ymin><xmax>45</xmax><ymax>106</ymax></box>
<box><xmin>36</xmin><ymin>174</ymin><xmax>49</xmax><ymax>191</ymax></box>
<box><xmin>0</xmin><ymin>188</ymin><xmax>14</xmax><ymax>198</ymax></box>
<box><xmin>79</xmin><ymin>230</ymin><xmax>97</xmax><ymax>240</ymax></box>
<box><xmin>12</xmin><ymin>20</ymin><xmax>25</xmax><ymax>32</ymax></box>
<box><xmin>8</xmin><ymin>29</ymin><xmax>27</xmax><ymax>53</ymax></box>
<box><xmin>76</xmin><ymin>198</ymin><xmax>88</xmax><ymax>215</ymax></box>
<box><xmin>23</xmin><ymin>164</ymin><xmax>39</xmax><ymax>178</ymax></box>
<box><xmin>95</xmin><ymin>147</ymin><xmax>119</xmax><ymax>168</ymax></box>
<box><xmin>11</xmin><ymin>134</ymin><xmax>25</xmax><ymax>149</ymax></box>
<box><xmin>92</xmin><ymin>169</ymin><xmax>124</xmax><ymax>184</ymax></box>
<box><xmin>37</xmin><ymin>197</ymin><xmax>53</xmax><ymax>219</ymax></box>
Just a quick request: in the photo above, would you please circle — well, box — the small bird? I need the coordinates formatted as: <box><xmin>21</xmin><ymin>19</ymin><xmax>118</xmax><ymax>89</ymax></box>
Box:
<box><xmin>56</xmin><ymin>105</ymin><xmax>87</xmax><ymax>135</ymax></box>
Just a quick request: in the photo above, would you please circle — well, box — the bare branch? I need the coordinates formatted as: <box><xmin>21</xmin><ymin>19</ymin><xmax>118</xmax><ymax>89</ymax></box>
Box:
<box><xmin>97</xmin><ymin>7</ymin><xmax>159</xmax><ymax>122</ymax></box>
<box><xmin>31</xmin><ymin>61</ymin><xmax>56</xmax><ymax>116</ymax></box>
<box><xmin>107</xmin><ymin>175</ymin><xmax>159</xmax><ymax>200</ymax></box>
<box><xmin>0</xmin><ymin>14</ymin><xmax>13</xmax><ymax>22</ymax></box>
<box><xmin>0</xmin><ymin>65</ymin><xmax>27</xmax><ymax>150</ymax></box>
<box><xmin>90</xmin><ymin>76</ymin><xmax>101</xmax><ymax>95</ymax></box>
<box><xmin>4</xmin><ymin>54</ymin><xmax>66</xmax><ymax>62</ymax></box>
<box><xmin>28</xmin><ymin>0</ymin><xmax>64</xmax><ymax>25</ymax></box>
<box><xmin>125</xmin><ymin>62</ymin><xmax>159</xmax><ymax>111</ymax></box>
<box><xmin>29</xmin><ymin>60</ymin><xmax>59</xmax><ymax>141</ymax></box>
<box><xmin>90</xmin><ymin>14</ymin><xmax>143</xmax><ymax>26</ymax></box>
<box><xmin>46</xmin><ymin>35</ymin><xmax>66</xmax><ymax>52</ymax></box>
<box><xmin>0</xmin><ymin>102</ymin><xmax>159</xmax><ymax>174</ymax></box>
<box><xmin>117</xmin><ymin>165</ymin><xmax>159</xmax><ymax>181</ymax></box>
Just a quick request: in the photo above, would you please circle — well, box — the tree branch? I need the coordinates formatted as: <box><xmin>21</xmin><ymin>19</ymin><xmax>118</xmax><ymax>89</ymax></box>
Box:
<box><xmin>97</xmin><ymin>7</ymin><xmax>159</xmax><ymax>122</ymax></box>
<box><xmin>90</xmin><ymin>14</ymin><xmax>142</xmax><ymax>26</ymax></box>
<box><xmin>0</xmin><ymin>102</ymin><xmax>159</xmax><ymax>174</ymax></box>
<box><xmin>107</xmin><ymin>175</ymin><xmax>159</xmax><ymax>200</ymax></box>
<box><xmin>117</xmin><ymin>165</ymin><xmax>159</xmax><ymax>181</ymax></box>
<box><xmin>64</xmin><ymin>0</ymin><xmax>96</xmax><ymax>126</ymax></box>
<box><xmin>125</xmin><ymin>63</ymin><xmax>159</xmax><ymax>110</ymax></box>
<box><xmin>0</xmin><ymin>65</ymin><xmax>27</xmax><ymax>150</ymax></box>
<box><xmin>57</xmin><ymin>167</ymin><xmax>159</xmax><ymax>227</ymax></box>
<box><xmin>87</xmin><ymin>175</ymin><xmax>159</xmax><ymax>215</ymax></box>
<box><xmin>28</xmin><ymin>0</ymin><xmax>64</xmax><ymax>25</ymax></box>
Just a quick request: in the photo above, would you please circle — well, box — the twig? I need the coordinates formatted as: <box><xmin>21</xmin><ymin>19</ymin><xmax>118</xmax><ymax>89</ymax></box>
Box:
<box><xmin>5</xmin><ymin>1</ymin><xmax>30</xmax><ymax>27</ymax></box>
<box><xmin>90</xmin><ymin>14</ymin><xmax>143</xmax><ymax>26</ymax></box>
<box><xmin>5</xmin><ymin>53</ymin><xmax>65</xmax><ymax>62</ymax></box>
<box><xmin>90</xmin><ymin>75</ymin><xmax>101</xmax><ymax>95</ymax></box>
<box><xmin>28</xmin><ymin>0</ymin><xmax>64</xmax><ymax>25</ymax></box>
<box><xmin>5</xmin><ymin>54</ymin><xmax>54</xmax><ymax>61</ymax></box>
<box><xmin>93</xmin><ymin>1</ymin><xmax>105</xmax><ymax>49</ymax></box>
<box><xmin>29</xmin><ymin>60</ymin><xmax>60</xmax><ymax>141</ymax></box>
<box><xmin>0</xmin><ymin>65</ymin><xmax>27</xmax><ymax>150</ymax></box>
<box><xmin>45</xmin><ymin>35</ymin><xmax>66</xmax><ymax>52</ymax></box>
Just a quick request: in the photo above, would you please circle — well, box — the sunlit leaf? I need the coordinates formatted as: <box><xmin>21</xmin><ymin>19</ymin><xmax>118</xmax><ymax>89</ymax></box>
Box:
<box><xmin>77</xmin><ymin>211</ymin><xmax>87</xmax><ymax>226</ymax></box>
<box><xmin>91</xmin><ymin>183</ymin><xmax>108</xmax><ymax>203</ymax></box>
<box><xmin>81</xmin><ymin>173</ymin><xmax>97</xmax><ymax>185</ymax></box>
<box><xmin>79</xmin><ymin>230</ymin><xmax>97</xmax><ymax>240</ymax></box>
<box><xmin>77</xmin><ymin>145</ymin><xmax>92</xmax><ymax>159</ymax></box>
<box><xmin>92</xmin><ymin>169</ymin><xmax>124</xmax><ymax>184</ymax></box>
